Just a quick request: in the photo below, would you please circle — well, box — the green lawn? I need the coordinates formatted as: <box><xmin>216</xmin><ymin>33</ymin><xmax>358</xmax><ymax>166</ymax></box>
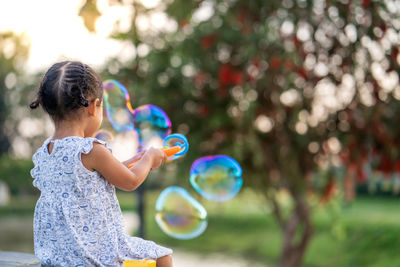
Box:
<box><xmin>1</xmin><ymin>190</ymin><xmax>400</xmax><ymax>267</ymax></box>
<box><xmin>118</xmin><ymin>190</ymin><xmax>400</xmax><ymax>267</ymax></box>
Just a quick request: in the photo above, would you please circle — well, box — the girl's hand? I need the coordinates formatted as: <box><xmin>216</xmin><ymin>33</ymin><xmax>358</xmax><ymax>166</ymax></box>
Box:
<box><xmin>85</xmin><ymin>143</ymin><xmax>166</xmax><ymax>192</ymax></box>
<box><xmin>145</xmin><ymin>147</ymin><xmax>167</xmax><ymax>170</ymax></box>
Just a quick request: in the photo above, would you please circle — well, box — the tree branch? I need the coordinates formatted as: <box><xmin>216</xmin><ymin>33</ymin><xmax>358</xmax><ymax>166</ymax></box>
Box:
<box><xmin>271</xmin><ymin>196</ymin><xmax>286</xmax><ymax>230</ymax></box>
<box><xmin>291</xmin><ymin>192</ymin><xmax>314</xmax><ymax>252</ymax></box>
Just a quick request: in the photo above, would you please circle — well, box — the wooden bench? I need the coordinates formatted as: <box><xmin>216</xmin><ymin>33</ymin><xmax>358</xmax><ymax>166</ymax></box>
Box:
<box><xmin>0</xmin><ymin>252</ymin><xmax>156</xmax><ymax>266</ymax></box>
<box><xmin>0</xmin><ymin>251</ymin><xmax>40</xmax><ymax>266</ymax></box>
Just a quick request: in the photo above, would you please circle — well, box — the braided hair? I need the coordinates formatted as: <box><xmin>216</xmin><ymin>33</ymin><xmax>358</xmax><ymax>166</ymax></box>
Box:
<box><xmin>30</xmin><ymin>61</ymin><xmax>103</xmax><ymax>120</ymax></box>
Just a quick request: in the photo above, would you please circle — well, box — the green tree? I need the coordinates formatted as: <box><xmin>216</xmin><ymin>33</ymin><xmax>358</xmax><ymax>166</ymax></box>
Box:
<box><xmin>82</xmin><ymin>0</ymin><xmax>400</xmax><ymax>266</ymax></box>
<box><xmin>0</xmin><ymin>32</ymin><xmax>29</xmax><ymax>156</ymax></box>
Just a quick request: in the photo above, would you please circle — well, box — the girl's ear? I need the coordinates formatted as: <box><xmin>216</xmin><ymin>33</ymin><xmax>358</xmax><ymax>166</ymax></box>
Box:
<box><xmin>88</xmin><ymin>98</ymin><xmax>101</xmax><ymax>116</ymax></box>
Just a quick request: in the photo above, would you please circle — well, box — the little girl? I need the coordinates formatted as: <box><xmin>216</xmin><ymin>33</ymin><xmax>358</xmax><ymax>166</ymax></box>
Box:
<box><xmin>30</xmin><ymin>61</ymin><xmax>173</xmax><ymax>267</ymax></box>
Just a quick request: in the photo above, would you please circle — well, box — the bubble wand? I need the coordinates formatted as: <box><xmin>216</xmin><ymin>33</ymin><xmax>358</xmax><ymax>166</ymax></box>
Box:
<box><xmin>128</xmin><ymin>133</ymin><xmax>189</xmax><ymax>168</ymax></box>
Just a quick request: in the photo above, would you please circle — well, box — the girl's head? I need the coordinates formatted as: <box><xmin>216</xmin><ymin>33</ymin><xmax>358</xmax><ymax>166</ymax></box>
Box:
<box><xmin>30</xmin><ymin>61</ymin><xmax>104</xmax><ymax>135</ymax></box>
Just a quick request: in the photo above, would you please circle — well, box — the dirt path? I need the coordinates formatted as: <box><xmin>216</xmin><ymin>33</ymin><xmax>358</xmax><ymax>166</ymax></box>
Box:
<box><xmin>172</xmin><ymin>250</ymin><xmax>265</xmax><ymax>267</ymax></box>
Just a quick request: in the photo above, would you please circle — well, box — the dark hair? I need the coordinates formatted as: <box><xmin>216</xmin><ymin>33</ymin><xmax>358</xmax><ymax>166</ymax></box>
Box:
<box><xmin>30</xmin><ymin>61</ymin><xmax>103</xmax><ymax>120</ymax></box>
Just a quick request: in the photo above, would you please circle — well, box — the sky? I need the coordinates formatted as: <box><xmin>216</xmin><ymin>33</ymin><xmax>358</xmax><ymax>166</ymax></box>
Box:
<box><xmin>0</xmin><ymin>0</ymin><xmax>213</xmax><ymax>73</ymax></box>
<box><xmin>0</xmin><ymin>0</ymin><xmax>213</xmax><ymax>159</ymax></box>
<box><xmin>0</xmin><ymin>0</ymin><xmax>154</xmax><ymax>158</ymax></box>
<box><xmin>0</xmin><ymin>0</ymin><xmax>138</xmax><ymax>73</ymax></box>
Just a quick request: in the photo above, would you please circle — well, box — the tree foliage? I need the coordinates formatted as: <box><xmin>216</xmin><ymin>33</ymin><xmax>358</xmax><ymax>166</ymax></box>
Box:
<box><xmin>0</xmin><ymin>32</ymin><xmax>29</xmax><ymax>156</ymax></box>
<box><xmin>80</xmin><ymin>0</ymin><xmax>400</xmax><ymax>265</ymax></box>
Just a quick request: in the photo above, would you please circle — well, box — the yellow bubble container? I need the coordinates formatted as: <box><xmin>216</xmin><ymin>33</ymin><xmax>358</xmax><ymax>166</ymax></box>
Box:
<box><xmin>123</xmin><ymin>259</ymin><xmax>156</xmax><ymax>267</ymax></box>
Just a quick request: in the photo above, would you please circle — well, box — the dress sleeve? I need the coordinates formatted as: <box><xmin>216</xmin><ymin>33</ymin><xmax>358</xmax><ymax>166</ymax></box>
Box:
<box><xmin>30</xmin><ymin>137</ymin><xmax>52</xmax><ymax>181</ymax></box>
<box><xmin>80</xmin><ymin>137</ymin><xmax>111</xmax><ymax>155</ymax></box>
<box><xmin>30</xmin><ymin>150</ymin><xmax>41</xmax><ymax>180</ymax></box>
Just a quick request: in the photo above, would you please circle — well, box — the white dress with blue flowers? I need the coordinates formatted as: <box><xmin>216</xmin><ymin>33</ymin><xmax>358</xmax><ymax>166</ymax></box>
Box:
<box><xmin>31</xmin><ymin>136</ymin><xmax>172</xmax><ymax>267</ymax></box>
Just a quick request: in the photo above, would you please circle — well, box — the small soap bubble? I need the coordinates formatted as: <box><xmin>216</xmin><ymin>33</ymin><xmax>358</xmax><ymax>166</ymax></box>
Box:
<box><xmin>103</xmin><ymin>80</ymin><xmax>135</xmax><ymax>132</ymax></box>
<box><xmin>132</xmin><ymin>104</ymin><xmax>171</xmax><ymax>148</ymax></box>
<box><xmin>155</xmin><ymin>186</ymin><xmax>208</xmax><ymax>240</ymax></box>
<box><xmin>190</xmin><ymin>155</ymin><xmax>243</xmax><ymax>202</ymax></box>
<box><xmin>94</xmin><ymin>130</ymin><xmax>114</xmax><ymax>143</ymax></box>
<box><xmin>163</xmin><ymin>133</ymin><xmax>189</xmax><ymax>160</ymax></box>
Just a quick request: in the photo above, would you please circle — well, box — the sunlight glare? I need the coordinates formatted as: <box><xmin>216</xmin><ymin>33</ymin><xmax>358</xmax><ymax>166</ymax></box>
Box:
<box><xmin>0</xmin><ymin>0</ymin><xmax>133</xmax><ymax>72</ymax></box>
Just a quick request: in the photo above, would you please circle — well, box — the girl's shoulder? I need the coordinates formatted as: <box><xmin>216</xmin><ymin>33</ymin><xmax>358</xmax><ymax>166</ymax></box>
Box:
<box><xmin>33</xmin><ymin>136</ymin><xmax>108</xmax><ymax>162</ymax></box>
<box><xmin>31</xmin><ymin>136</ymin><xmax>110</xmax><ymax>177</ymax></box>
<box><xmin>52</xmin><ymin>136</ymin><xmax>107</xmax><ymax>151</ymax></box>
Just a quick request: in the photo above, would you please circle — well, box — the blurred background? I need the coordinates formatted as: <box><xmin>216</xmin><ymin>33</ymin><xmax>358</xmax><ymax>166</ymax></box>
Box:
<box><xmin>1</xmin><ymin>0</ymin><xmax>400</xmax><ymax>266</ymax></box>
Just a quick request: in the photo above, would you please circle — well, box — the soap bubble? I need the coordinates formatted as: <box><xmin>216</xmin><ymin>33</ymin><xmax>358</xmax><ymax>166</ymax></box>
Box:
<box><xmin>163</xmin><ymin>133</ymin><xmax>189</xmax><ymax>160</ymax></box>
<box><xmin>155</xmin><ymin>186</ymin><xmax>208</xmax><ymax>240</ymax></box>
<box><xmin>103</xmin><ymin>80</ymin><xmax>135</xmax><ymax>132</ymax></box>
<box><xmin>190</xmin><ymin>155</ymin><xmax>243</xmax><ymax>202</ymax></box>
<box><xmin>94</xmin><ymin>130</ymin><xmax>114</xmax><ymax>143</ymax></box>
<box><xmin>132</xmin><ymin>104</ymin><xmax>171</xmax><ymax>148</ymax></box>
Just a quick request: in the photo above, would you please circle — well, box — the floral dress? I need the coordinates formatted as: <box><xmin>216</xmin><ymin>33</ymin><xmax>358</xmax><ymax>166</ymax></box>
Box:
<box><xmin>31</xmin><ymin>136</ymin><xmax>172</xmax><ymax>267</ymax></box>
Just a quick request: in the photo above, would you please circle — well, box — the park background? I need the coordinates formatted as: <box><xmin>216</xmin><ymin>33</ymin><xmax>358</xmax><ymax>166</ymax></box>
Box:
<box><xmin>1</xmin><ymin>0</ymin><xmax>400</xmax><ymax>266</ymax></box>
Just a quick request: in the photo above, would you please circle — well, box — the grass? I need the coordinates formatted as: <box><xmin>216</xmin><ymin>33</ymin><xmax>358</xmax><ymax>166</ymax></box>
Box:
<box><xmin>1</xmin><ymin>190</ymin><xmax>400</xmax><ymax>266</ymax></box>
<box><xmin>119</xmin><ymin>190</ymin><xmax>400</xmax><ymax>267</ymax></box>
<box><xmin>0</xmin><ymin>194</ymin><xmax>39</xmax><ymax>216</ymax></box>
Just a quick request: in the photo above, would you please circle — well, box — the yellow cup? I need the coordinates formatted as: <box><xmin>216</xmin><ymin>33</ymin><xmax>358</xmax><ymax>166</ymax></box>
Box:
<box><xmin>123</xmin><ymin>259</ymin><xmax>156</xmax><ymax>267</ymax></box>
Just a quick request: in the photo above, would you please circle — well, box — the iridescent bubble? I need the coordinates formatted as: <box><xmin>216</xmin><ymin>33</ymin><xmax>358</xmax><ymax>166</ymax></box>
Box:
<box><xmin>163</xmin><ymin>133</ymin><xmax>189</xmax><ymax>160</ymax></box>
<box><xmin>103</xmin><ymin>80</ymin><xmax>135</xmax><ymax>132</ymax></box>
<box><xmin>155</xmin><ymin>186</ymin><xmax>208</xmax><ymax>240</ymax></box>
<box><xmin>94</xmin><ymin>130</ymin><xmax>114</xmax><ymax>143</ymax></box>
<box><xmin>132</xmin><ymin>104</ymin><xmax>171</xmax><ymax>148</ymax></box>
<box><xmin>190</xmin><ymin>155</ymin><xmax>243</xmax><ymax>202</ymax></box>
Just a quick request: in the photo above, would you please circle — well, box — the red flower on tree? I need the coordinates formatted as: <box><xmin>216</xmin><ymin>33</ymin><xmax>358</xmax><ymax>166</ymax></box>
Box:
<box><xmin>218</xmin><ymin>64</ymin><xmax>244</xmax><ymax>86</ymax></box>
<box><xmin>201</xmin><ymin>34</ymin><xmax>217</xmax><ymax>49</ymax></box>
<box><xmin>231</xmin><ymin>72</ymin><xmax>243</xmax><ymax>85</ymax></box>
<box><xmin>298</xmin><ymin>68</ymin><xmax>308</xmax><ymax>79</ymax></box>
<box><xmin>270</xmin><ymin>57</ymin><xmax>281</xmax><ymax>69</ymax></box>
<box><xmin>356</xmin><ymin>166</ymin><xmax>367</xmax><ymax>182</ymax></box>
<box><xmin>198</xmin><ymin>104</ymin><xmax>210</xmax><ymax>117</ymax></box>
<box><xmin>284</xmin><ymin>60</ymin><xmax>295</xmax><ymax>71</ymax></box>
<box><xmin>377</xmin><ymin>154</ymin><xmax>393</xmax><ymax>175</ymax></box>
<box><xmin>395</xmin><ymin>160</ymin><xmax>400</xmax><ymax>173</ymax></box>
<box><xmin>219</xmin><ymin>64</ymin><xmax>232</xmax><ymax>85</ymax></box>
<box><xmin>363</xmin><ymin>0</ymin><xmax>371</xmax><ymax>8</ymax></box>
<box><xmin>293</xmin><ymin>36</ymin><xmax>302</xmax><ymax>48</ymax></box>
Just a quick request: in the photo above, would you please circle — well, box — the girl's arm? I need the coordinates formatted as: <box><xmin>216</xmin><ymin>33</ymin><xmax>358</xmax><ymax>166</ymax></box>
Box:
<box><xmin>122</xmin><ymin>150</ymin><xmax>145</xmax><ymax>167</ymax></box>
<box><xmin>81</xmin><ymin>143</ymin><xmax>166</xmax><ymax>191</ymax></box>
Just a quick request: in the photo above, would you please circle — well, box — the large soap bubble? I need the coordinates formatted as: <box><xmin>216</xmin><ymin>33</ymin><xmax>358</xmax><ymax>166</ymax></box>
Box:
<box><xmin>155</xmin><ymin>186</ymin><xmax>208</xmax><ymax>240</ymax></box>
<box><xmin>190</xmin><ymin>155</ymin><xmax>243</xmax><ymax>202</ymax></box>
<box><xmin>132</xmin><ymin>104</ymin><xmax>171</xmax><ymax>148</ymax></box>
<box><xmin>103</xmin><ymin>80</ymin><xmax>135</xmax><ymax>132</ymax></box>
